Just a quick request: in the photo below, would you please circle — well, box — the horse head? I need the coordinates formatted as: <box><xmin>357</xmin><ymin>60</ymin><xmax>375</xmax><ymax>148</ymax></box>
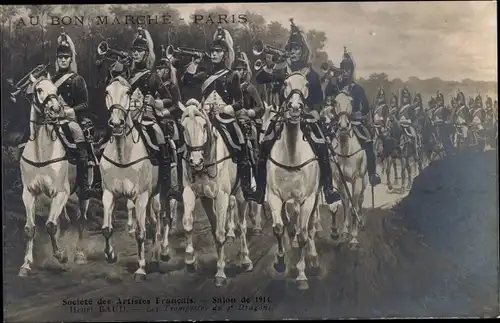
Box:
<box><xmin>332</xmin><ymin>88</ymin><xmax>354</xmax><ymax>139</ymax></box>
<box><xmin>181</xmin><ymin>101</ymin><xmax>212</xmax><ymax>171</ymax></box>
<box><xmin>282</xmin><ymin>72</ymin><xmax>308</xmax><ymax>124</ymax></box>
<box><xmin>29</xmin><ymin>73</ymin><xmax>61</xmax><ymax>120</ymax></box>
<box><xmin>105</xmin><ymin>76</ymin><xmax>132</xmax><ymax>136</ymax></box>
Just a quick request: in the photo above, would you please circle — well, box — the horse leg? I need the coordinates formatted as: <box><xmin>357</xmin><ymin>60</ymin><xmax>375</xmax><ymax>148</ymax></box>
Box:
<box><xmin>330</xmin><ymin>198</ymin><xmax>341</xmax><ymax>241</ymax></box>
<box><xmin>182</xmin><ymin>186</ymin><xmax>197</xmax><ymax>272</ymax></box>
<box><xmin>295</xmin><ymin>195</ymin><xmax>316</xmax><ymax>290</ymax></box>
<box><xmin>74</xmin><ymin>196</ymin><xmax>90</xmax><ymax>265</ymax></box>
<box><xmin>400</xmin><ymin>157</ymin><xmax>406</xmax><ymax>193</ymax></box>
<box><xmin>226</xmin><ymin>195</ymin><xmax>236</xmax><ymax>241</ymax></box>
<box><xmin>208</xmin><ymin>191</ymin><xmax>230</xmax><ymax>287</ymax></box>
<box><xmin>160</xmin><ymin>198</ymin><xmax>175</xmax><ymax>262</ymax></box>
<box><xmin>126</xmin><ymin>199</ymin><xmax>135</xmax><ymax>235</ymax></box>
<box><xmin>393</xmin><ymin>158</ymin><xmax>399</xmax><ymax>187</ymax></box>
<box><xmin>307</xmin><ymin>206</ymin><xmax>321</xmax><ymax>276</ymax></box>
<box><xmin>386</xmin><ymin>156</ymin><xmax>393</xmax><ymax>191</ymax></box>
<box><xmin>236</xmin><ymin>197</ymin><xmax>253</xmax><ymax>272</ymax></box>
<box><xmin>19</xmin><ymin>188</ymin><xmax>36</xmax><ymax>276</ymax></box>
<box><xmin>46</xmin><ymin>192</ymin><xmax>70</xmax><ymax>264</ymax></box>
<box><xmin>348</xmin><ymin>180</ymin><xmax>361</xmax><ymax>250</ymax></box>
<box><xmin>253</xmin><ymin>202</ymin><xmax>264</xmax><ymax>235</ymax></box>
<box><xmin>149</xmin><ymin>194</ymin><xmax>162</xmax><ymax>266</ymax></box>
<box><xmin>101</xmin><ymin>189</ymin><xmax>117</xmax><ymax>263</ymax></box>
<box><xmin>267</xmin><ymin>191</ymin><xmax>286</xmax><ymax>273</ymax></box>
<box><xmin>133</xmin><ymin>192</ymin><xmax>149</xmax><ymax>280</ymax></box>
<box><xmin>406</xmin><ymin>157</ymin><xmax>412</xmax><ymax>191</ymax></box>
<box><xmin>338</xmin><ymin>184</ymin><xmax>350</xmax><ymax>242</ymax></box>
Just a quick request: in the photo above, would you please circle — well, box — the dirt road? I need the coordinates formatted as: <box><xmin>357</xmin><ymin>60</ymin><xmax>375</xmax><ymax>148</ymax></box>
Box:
<box><xmin>3</xmin><ymin>155</ymin><xmax>497</xmax><ymax>321</ymax></box>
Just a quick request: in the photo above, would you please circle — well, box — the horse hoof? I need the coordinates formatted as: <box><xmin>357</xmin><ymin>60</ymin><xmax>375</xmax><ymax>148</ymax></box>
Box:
<box><xmin>226</xmin><ymin>234</ymin><xmax>235</xmax><ymax>243</ymax></box>
<box><xmin>253</xmin><ymin>228</ymin><xmax>263</xmax><ymax>236</ymax></box>
<box><xmin>273</xmin><ymin>258</ymin><xmax>286</xmax><ymax>273</ymax></box>
<box><xmin>134</xmin><ymin>273</ymin><xmax>146</xmax><ymax>281</ymax></box>
<box><xmin>241</xmin><ymin>261</ymin><xmax>254</xmax><ymax>272</ymax></box>
<box><xmin>349</xmin><ymin>241</ymin><xmax>360</xmax><ymax>251</ymax></box>
<box><xmin>54</xmin><ymin>252</ymin><xmax>68</xmax><ymax>264</ymax></box>
<box><xmin>331</xmin><ymin>232</ymin><xmax>340</xmax><ymax>241</ymax></box>
<box><xmin>74</xmin><ymin>253</ymin><xmax>87</xmax><ymax>265</ymax></box>
<box><xmin>160</xmin><ymin>253</ymin><xmax>171</xmax><ymax>262</ymax></box>
<box><xmin>18</xmin><ymin>267</ymin><xmax>31</xmax><ymax>277</ymax></box>
<box><xmin>105</xmin><ymin>251</ymin><xmax>118</xmax><ymax>264</ymax></box>
<box><xmin>214</xmin><ymin>276</ymin><xmax>227</xmax><ymax>287</ymax></box>
<box><xmin>308</xmin><ymin>265</ymin><xmax>321</xmax><ymax>277</ymax></box>
<box><xmin>186</xmin><ymin>261</ymin><xmax>197</xmax><ymax>274</ymax></box>
<box><xmin>297</xmin><ymin>279</ymin><xmax>309</xmax><ymax>290</ymax></box>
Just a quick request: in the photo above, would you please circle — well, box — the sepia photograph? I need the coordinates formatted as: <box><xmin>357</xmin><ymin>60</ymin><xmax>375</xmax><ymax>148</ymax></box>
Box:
<box><xmin>1</xmin><ymin>2</ymin><xmax>498</xmax><ymax>321</ymax></box>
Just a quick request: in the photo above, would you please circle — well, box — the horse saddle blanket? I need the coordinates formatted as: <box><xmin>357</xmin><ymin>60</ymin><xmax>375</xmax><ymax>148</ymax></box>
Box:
<box><xmin>352</xmin><ymin>123</ymin><xmax>371</xmax><ymax>144</ymax></box>
<box><xmin>212</xmin><ymin>113</ymin><xmax>246</xmax><ymax>162</ymax></box>
<box><xmin>56</xmin><ymin>121</ymin><xmax>98</xmax><ymax>166</ymax></box>
<box><xmin>260</xmin><ymin>114</ymin><xmax>324</xmax><ymax>156</ymax></box>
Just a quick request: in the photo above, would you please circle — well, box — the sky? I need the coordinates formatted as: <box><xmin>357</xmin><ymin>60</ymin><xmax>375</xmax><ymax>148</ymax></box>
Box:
<box><xmin>10</xmin><ymin>2</ymin><xmax>497</xmax><ymax>82</ymax></box>
<box><xmin>168</xmin><ymin>1</ymin><xmax>497</xmax><ymax>82</ymax></box>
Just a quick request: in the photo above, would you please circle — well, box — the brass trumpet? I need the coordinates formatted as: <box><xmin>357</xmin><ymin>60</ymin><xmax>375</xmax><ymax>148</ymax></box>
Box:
<box><xmin>252</xmin><ymin>40</ymin><xmax>288</xmax><ymax>60</ymax></box>
<box><xmin>96</xmin><ymin>41</ymin><xmax>132</xmax><ymax>65</ymax></box>
<box><xmin>8</xmin><ymin>64</ymin><xmax>49</xmax><ymax>103</ymax></box>
<box><xmin>165</xmin><ymin>45</ymin><xmax>209</xmax><ymax>60</ymax></box>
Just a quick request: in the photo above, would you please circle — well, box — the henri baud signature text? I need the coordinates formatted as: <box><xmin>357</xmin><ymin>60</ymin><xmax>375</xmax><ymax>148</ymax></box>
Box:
<box><xmin>16</xmin><ymin>14</ymin><xmax>248</xmax><ymax>26</ymax></box>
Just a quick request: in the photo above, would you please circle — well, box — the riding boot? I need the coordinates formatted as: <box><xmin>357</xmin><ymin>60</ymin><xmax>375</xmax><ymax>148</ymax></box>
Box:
<box><xmin>316</xmin><ymin>143</ymin><xmax>341</xmax><ymax>204</ymax></box>
<box><xmin>76</xmin><ymin>142</ymin><xmax>91</xmax><ymax>200</ymax></box>
<box><xmin>158</xmin><ymin>144</ymin><xmax>171</xmax><ymax>205</ymax></box>
<box><xmin>238</xmin><ymin>148</ymin><xmax>256</xmax><ymax>202</ymax></box>
<box><xmin>253</xmin><ymin>141</ymin><xmax>272</xmax><ymax>204</ymax></box>
<box><xmin>364</xmin><ymin>141</ymin><xmax>382</xmax><ymax>186</ymax></box>
<box><xmin>171</xmin><ymin>152</ymin><xmax>184</xmax><ymax>201</ymax></box>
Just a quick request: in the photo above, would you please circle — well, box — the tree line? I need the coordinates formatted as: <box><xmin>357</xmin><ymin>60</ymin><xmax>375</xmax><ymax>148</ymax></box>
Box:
<box><xmin>1</xmin><ymin>4</ymin><xmax>497</xmax><ymax>140</ymax></box>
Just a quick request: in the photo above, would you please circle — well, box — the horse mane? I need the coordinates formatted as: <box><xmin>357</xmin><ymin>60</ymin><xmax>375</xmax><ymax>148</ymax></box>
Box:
<box><xmin>181</xmin><ymin>102</ymin><xmax>209</xmax><ymax>124</ymax></box>
<box><xmin>108</xmin><ymin>75</ymin><xmax>131</xmax><ymax>88</ymax></box>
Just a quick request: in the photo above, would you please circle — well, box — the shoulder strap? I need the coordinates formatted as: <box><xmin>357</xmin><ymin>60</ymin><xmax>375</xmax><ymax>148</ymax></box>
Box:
<box><xmin>54</xmin><ymin>73</ymin><xmax>75</xmax><ymax>89</ymax></box>
<box><xmin>129</xmin><ymin>70</ymin><xmax>149</xmax><ymax>87</ymax></box>
<box><xmin>201</xmin><ymin>69</ymin><xmax>230</xmax><ymax>94</ymax></box>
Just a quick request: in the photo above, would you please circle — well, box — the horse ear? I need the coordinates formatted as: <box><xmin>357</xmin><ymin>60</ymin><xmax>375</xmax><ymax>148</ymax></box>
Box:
<box><xmin>303</xmin><ymin>85</ymin><xmax>309</xmax><ymax>99</ymax></box>
<box><xmin>29</xmin><ymin>74</ymin><xmax>37</xmax><ymax>83</ymax></box>
<box><xmin>46</xmin><ymin>72</ymin><xmax>51</xmax><ymax>81</ymax></box>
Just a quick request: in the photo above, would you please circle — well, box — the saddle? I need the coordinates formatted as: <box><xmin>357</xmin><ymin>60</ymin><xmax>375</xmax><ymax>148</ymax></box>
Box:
<box><xmin>55</xmin><ymin>120</ymin><xmax>98</xmax><ymax>166</ymax></box>
<box><xmin>260</xmin><ymin>114</ymin><xmax>323</xmax><ymax>157</ymax></box>
<box><xmin>133</xmin><ymin>120</ymin><xmax>162</xmax><ymax>166</ymax></box>
<box><xmin>211</xmin><ymin>113</ymin><xmax>246</xmax><ymax>163</ymax></box>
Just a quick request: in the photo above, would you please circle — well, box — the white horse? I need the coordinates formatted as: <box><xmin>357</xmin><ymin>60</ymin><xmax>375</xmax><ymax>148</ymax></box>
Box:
<box><xmin>265</xmin><ymin>72</ymin><xmax>321</xmax><ymax>290</ymax></box>
<box><xmin>181</xmin><ymin>100</ymin><xmax>253</xmax><ymax>287</ymax></box>
<box><xmin>322</xmin><ymin>89</ymin><xmax>368</xmax><ymax>249</ymax></box>
<box><xmin>99</xmin><ymin>76</ymin><xmax>170</xmax><ymax>280</ymax></box>
<box><xmin>18</xmin><ymin>73</ymin><xmax>93</xmax><ymax>276</ymax></box>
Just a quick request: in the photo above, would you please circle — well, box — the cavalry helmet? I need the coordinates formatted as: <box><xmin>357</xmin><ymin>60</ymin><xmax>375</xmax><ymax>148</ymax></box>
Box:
<box><xmin>284</xmin><ymin>18</ymin><xmax>311</xmax><ymax>62</ymax></box>
<box><xmin>340</xmin><ymin>46</ymin><xmax>355</xmax><ymax>72</ymax></box>
<box><xmin>131</xmin><ymin>27</ymin><xmax>155</xmax><ymax>69</ymax></box>
<box><xmin>401</xmin><ymin>87</ymin><xmax>412</xmax><ymax>104</ymax></box>
<box><xmin>212</xmin><ymin>25</ymin><xmax>235</xmax><ymax>69</ymax></box>
<box><xmin>456</xmin><ymin>91</ymin><xmax>466</xmax><ymax>106</ymax></box>
<box><xmin>56</xmin><ymin>27</ymin><xmax>77</xmax><ymax>73</ymax></box>
<box><xmin>233</xmin><ymin>46</ymin><xmax>252</xmax><ymax>80</ymax></box>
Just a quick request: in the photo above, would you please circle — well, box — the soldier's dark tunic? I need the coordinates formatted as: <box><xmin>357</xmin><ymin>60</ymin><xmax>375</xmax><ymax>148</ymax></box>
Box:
<box><xmin>128</xmin><ymin>68</ymin><xmax>162</xmax><ymax>123</ymax></box>
<box><xmin>52</xmin><ymin>72</ymin><xmax>89</xmax><ymax>124</ymax></box>
<box><xmin>180</xmin><ymin>63</ymin><xmax>206</xmax><ymax>102</ymax></box>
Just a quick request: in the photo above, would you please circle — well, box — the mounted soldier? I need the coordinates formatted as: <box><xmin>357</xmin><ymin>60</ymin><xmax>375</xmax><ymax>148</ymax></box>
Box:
<box><xmin>373</xmin><ymin>87</ymin><xmax>390</xmax><ymax>129</ymax></box>
<box><xmin>413</xmin><ymin>93</ymin><xmax>425</xmax><ymax>132</ymax></box>
<box><xmin>470</xmin><ymin>94</ymin><xmax>486</xmax><ymax>130</ymax></box>
<box><xmin>39</xmin><ymin>29</ymin><xmax>94</xmax><ymax>200</ymax></box>
<box><xmin>397</xmin><ymin>87</ymin><xmax>419</xmax><ymax>157</ymax></box>
<box><xmin>180</xmin><ymin>26</ymin><xmax>255</xmax><ymax>201</ymax></box>
<box><xmin>253</xmin><ymin>18</ymin><xmax>340</xmax><ymax>204</ymax></box>
<box><xmin>126</xmin><ymin>27</ymin><xmax>171</xmax><ymax>205</ymax></box>
<box><xmin>452</xmin><ymin>90</ymin><xmax>470</xmax><ymax>142</ymax></box>
<box><xmin>326</xmin><ymin>47</ymin><xmax>382</xmax><ymax>187</ymax></box>
<box><xmin>433</xmin><ymin>90</ymin><xmax>453</xmax><ymax>154</ymax></box>
<box><xmin>233</xmin><ymin>47</ymin><xmax>265</xmax><ymax>182</ymax></box>
<box><xmin>155</xmin><ymin>47</ymin><xmax>184</xmax><ymax>200</ymax></box>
